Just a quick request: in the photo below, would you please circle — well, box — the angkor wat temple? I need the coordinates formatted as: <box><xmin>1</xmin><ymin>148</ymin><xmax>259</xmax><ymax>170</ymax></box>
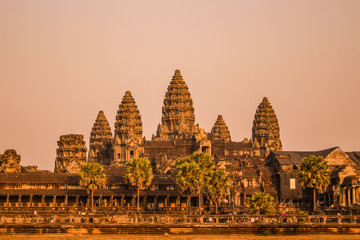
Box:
<box><xmin>0</xmin><ymin>70</ymin><xmax>359</xmax><ymax>214</ymax></box>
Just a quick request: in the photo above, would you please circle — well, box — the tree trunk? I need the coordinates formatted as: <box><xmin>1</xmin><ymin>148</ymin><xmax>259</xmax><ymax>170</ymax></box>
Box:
<box><xmin>215</xmin><ymin>200</ymin><xmax>218</xmax><ymax>215</ymax></box>
<box><xmin>313</xmin><ymin>188</ymin><xmax>317</xmax><ymax>212</ymax></box>
<box><xmin>199</xmin><ymin>189</ymin><xmax>202</xmax><ymax>215</ymax></box>
<box><xmin>137</xmin><ymin>187</ymin><xmax>140</xmax><ymax>214</ymax></box>
<box><xmin>187</xmin><ymin>196</ymin><xmax>191</xmax><ymax>215</ymax></box>
<box><xmin>91</xmin><ymin>189</ymin><xmax>94</xmax><ymax>214</ymax></box>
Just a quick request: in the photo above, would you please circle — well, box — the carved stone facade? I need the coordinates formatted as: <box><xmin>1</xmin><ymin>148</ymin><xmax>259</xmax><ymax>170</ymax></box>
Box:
<box><xmin>252</xmin><ymin>97</ymin><xmax>282</xmax><ymax>158</ymax></box>
<box><xmin>2</xmin><ymin>69</ymin><xmax>359</xmax><ymax>214</ymax></box>
<box><xmin>0</xmin><ymin>149</ymin><xmax>21</xmax><ymax>173</ymax></box>
<box><xmin>113</xmin><ymin>91</ymin><xmax>144</xmax><ymax>164</ymax></box>
<box><xmin>54</xmin><ymin>134</ymin><xmax>86</xmax><ymax>173</ymax></box>
<box><xmin>210</xmin><ymin>115</ymin><xmax>231</xmax><ymax>142</ymax></box>
<box><xmin>88</xmin><ymin>110</ymin><xmax>113</xmax><ymax>164</ymax></box>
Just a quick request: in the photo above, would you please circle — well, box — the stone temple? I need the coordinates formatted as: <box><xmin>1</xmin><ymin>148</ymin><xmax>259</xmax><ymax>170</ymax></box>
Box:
<box><xmin>0</xmin><ymin>69</ymin><xmax>359</xmax><ymax>213</ymax></box>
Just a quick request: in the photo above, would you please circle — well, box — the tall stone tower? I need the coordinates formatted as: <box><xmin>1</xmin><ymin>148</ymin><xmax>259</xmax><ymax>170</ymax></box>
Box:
<box><xmin>113</xmin><ymin>91</ymin><xmax>144</xmax><ymax>164</ymax></box>
<box><xmin>54</xmin><ymin>134</ymin><xmax>87</xmax><ymax>173</ymax></box>
<box><xmin>88</xmin><ymin>110</ymin><xmax>113</xmax><ymax>165</ymax></box>
<box><xmin>154</xmin><ymin>69</ymin><xmax>198</xmax><ymax>140</ymax></box>
<box><xmin>210</xmin><ymin>115</ymin><xmax>231</xmax><ymax>142</ymax></box>
<box><xmin>252</xmin><ymin>97</ymin><xmax>282</xmax><ymax>158</ymax></box>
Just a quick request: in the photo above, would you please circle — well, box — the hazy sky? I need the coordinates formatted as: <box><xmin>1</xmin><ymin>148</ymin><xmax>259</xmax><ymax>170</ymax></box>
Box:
<box><xmin>0</xmin><ymin>1</ymin><xmax>359</xmax><ymax>170</ymax></box>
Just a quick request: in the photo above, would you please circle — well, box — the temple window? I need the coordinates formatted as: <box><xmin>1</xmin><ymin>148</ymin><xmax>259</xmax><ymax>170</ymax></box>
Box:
<box><xmin>130</xmin><ymin>150</ymin><xmax>134</xmax><ymax>158</ymax></box>
<box><xmin>201</xmin><ymin>146</ymin><xmax>210</xmax><ymax>154</ymax></box>
<box><xmin>290</xmin><ymin>178</ymin><xmax>296</xmax><ymax>189</ymax></box>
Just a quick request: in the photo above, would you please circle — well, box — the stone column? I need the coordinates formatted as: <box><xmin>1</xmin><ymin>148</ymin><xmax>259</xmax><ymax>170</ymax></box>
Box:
<box><xmin>352</xmin><ymin>188</ymin><xmax>356</xmax><ymax>205</ymax></box>
<box><xmin>41</xmin><ymin>195</ymin><xmax>45</xmax><ymax>207</ymax></box>
<box><xmin>6</xmin><ymin>194</ymin><xmax>9</xmax><ymax>207</ymax></box>
<box><xmin>110</xmin><ymin>195</ymin><xmax>114</xmax><ymax>207</ymax></box>
<box><xmin>29</xmin><ymin>195</ymin><xmax>33</xmax><ymax>207</ymax></box>
<box><xmin>339</xmin><ymin>188</ymin><xmax>343</xmax><ymax>206</ymax></box>
<box><xmin>65</xmin><ymin>195</ymin><xmax>68</xmax><ymax>207</ymax></box>
<box><xmin>99</xmin><ymin>194</ymin><xmax>102</xmax><ymax>207</ymax></box>
<box><xmin>75</xmin><ymin>196</ymin><xmax>79</xmax><ymax>207</ymax></box>
<box><xmin>155</xmin><ymin>196</ymin><xmax>158</xmax><ymax>210</ymax></box>
<box><xmin>166</xmin><ymin>195</ymin><xmax>170</xmax><ymax>212</ymax></box>
<box><xmin>176</xmin><ymin>196</ymin><xmax>181</xmax><ymax>210</ymax></box>
<box><xmin>348</xmin><ymin>188</ymin><xmax>351</xmax><ymax>206</ymax></box>
<box><xmin>120</xmin><ymin>196</ymin><xmax>124</xmax><ymax>207</ymax></box>
<box><xmin>53</xmin><ymin>195</ymin><xmax>57</xmax><ymax>207</ymax></box>
<box><xmin>18</xmin><ymin>195</ymin><xmax>22</xmax><ymax>207</ymax></box>
<box><xmin>353</xmin><ymin>187</ymin><xmax>358</xmax><ymax>204</ymax></box>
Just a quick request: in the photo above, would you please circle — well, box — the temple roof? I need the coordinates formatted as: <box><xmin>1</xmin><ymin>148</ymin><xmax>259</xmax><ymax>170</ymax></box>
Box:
<box><xmin>346</xmin><ymin>151</ymin><xmax>360</xmax><ymax>165</ymax></box>
<box><xmin>0</xmin><ymin>172</ymin><xmax>175</xmax><ymax>185</ymax></box>
<box><xmin>271</xmin><ymin>147</ymin><xmax>339</xmax><ymax>166</ymax></box>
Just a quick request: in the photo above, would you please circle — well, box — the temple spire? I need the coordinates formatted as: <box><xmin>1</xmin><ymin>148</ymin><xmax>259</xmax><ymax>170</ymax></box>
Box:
<box><xmin>115</xmin><ymin>91</ymin><xmax>143</xmax><ymax>143</ymax></box>
<box><xmin>210</xmin><ymin>115</ymin><xmax>231</xmax><ymax>142</ymax></box>
<box><xmin>88</xmin><ymin>110</ymin><xmax>112</xmax><ymax>163</ymax></box>
<box><xmin>114</xmin><ymin>91</ymin><xmax>144</xmax><ymax>163</ymax></box>
<box><xmin>154</xmin><ymin>69</ymin><xmax>197</xmax><ymax>140</ymax></box>
<box><xmin>252</xmin><ymin>97</ymin><xmax>282</xmax><ymax>157</ymax></box>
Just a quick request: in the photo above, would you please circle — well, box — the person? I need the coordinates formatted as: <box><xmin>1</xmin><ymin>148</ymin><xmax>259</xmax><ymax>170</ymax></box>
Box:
<box><xmin>112</xmin><ymin>216</ymin><xmax>116</xmax><ymax>223</ymax></box>
<box><xmin>33</xmin><ymin>210</ymin><xmax>37</xmax><ymax>223</ymax></box>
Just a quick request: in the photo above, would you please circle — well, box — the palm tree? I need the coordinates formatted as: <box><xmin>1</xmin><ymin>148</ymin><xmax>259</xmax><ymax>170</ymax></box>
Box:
<box><xmin>79</xmin><ymin>162</ymin><xmax>107</xmax><ymax>213</ymax></box>
<box><xmin>249</xmin><ymin>192</ymin><xmax>276</xmax><ymax>214</ymax></box>
<box><xmin>172</xmin><ymin>156</ymin><xmax>200</xmax><ymax>214</ymax></box>
<box><xmin>297</xmin><ymin>155</ymin><xmax>331</xmax><ymax>212</ymax></box>
<box><xmin>125</xmin><ymin>157</ymin><xmax>153</xmax><ymax>213</ymax></box>
<box><xmin>172</xmin><ymin>152</ymin><xmax>215</xmax><ymax>215</ymax></box>
<box><xmin>205</xmin><ymin>169</ymin><xmax>229</xmax><ymax>214</ymax></box>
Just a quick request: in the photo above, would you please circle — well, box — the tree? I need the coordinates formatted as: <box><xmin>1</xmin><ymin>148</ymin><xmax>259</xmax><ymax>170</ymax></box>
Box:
<box><xmin>79</xmin><ymin>162</ymin><xmax>107</xmax><ymax>213</ymax></box>
<box><xmin>297</xmin><ymin>155</ymin><xmax>331</xmax><ymax>212</ymax></box>
<box><xmin>125</xmin><ymin>157</ymin><xmax>153</xmax><ymax>213</ymax></box>
<box><xmin>172</xmin><ymin>152</ymin><xmax>215</xmax><ymax>215</ymax></box>
<box><xmin>205</xmin><ymin>169</ymin><xmax>229</xmax><ymax>214</ymax></box>
<box><xmin>249</xmin><ymin>192</ymin><xmax>276</xmax><ymax>214</ymax></box>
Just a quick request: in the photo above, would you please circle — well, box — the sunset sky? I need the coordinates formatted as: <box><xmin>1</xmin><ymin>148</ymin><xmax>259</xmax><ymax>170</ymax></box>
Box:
<box><xmin>0</xmin><ymin>1</ymin><xmax>359</xmax><ymax>170</ymax></box>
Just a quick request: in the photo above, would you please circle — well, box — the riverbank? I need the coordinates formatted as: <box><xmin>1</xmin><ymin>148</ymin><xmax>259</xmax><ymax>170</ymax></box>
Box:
<box><xmin>1</xmin><ymin>223</ymin><xmax>360</xmax><ymax>235</ymax></box>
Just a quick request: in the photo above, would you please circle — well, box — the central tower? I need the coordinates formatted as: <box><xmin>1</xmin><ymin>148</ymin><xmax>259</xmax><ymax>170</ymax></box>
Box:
<box><xmin>154</xmin><ymin>69</ymin><xmax>198</xmax><ymax>141</ymax></box>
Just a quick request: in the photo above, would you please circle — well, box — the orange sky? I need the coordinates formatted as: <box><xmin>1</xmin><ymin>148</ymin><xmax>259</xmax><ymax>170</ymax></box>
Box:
<box><xmin>0</xmin><ymin>1</ymin><xmax>359</xmax><ymax>170</ymax></box>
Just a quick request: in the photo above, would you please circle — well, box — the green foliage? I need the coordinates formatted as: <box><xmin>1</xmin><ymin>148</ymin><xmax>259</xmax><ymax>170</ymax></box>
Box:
<box><xmin>248</xmin><ymin>192</ymin><xmax>276</xmax><ymax>214</ymax></box>
<box><xmin>125</xmin><ymin>157</ymin><xmax>153</xmax><ymax>190</ymax></box>
<box><xmin>205</xmin><ymin>169</ymin><xmax>229</xmax><ymax>205</ymax></box>
<box><xmin>297</xmin><ymin>155</ymin><xmax>331</xmax><ymax>193</ymax></box>
<box><xmin>172</xmin><ymin>152</ymin><xmax>216</xmax><ymax>214</ymax></box>
<box><xmin>172</xmin><ymin>152</ymin><xmax>215</xmax><ymax>196</ymax></box>
<box><xmin>262</xmin><ymin>229</ymin><xmax>271</xmax><ymax>236</ymax></box>
<box><xmin>125</xmin><ymin>157</ymin><xmax>153</xmax><ymax>213</ymax></box>
<box><xmin>79</xmin><ymin>162</ymin><xmax>107</xmax><ymax>192</ymax></box>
